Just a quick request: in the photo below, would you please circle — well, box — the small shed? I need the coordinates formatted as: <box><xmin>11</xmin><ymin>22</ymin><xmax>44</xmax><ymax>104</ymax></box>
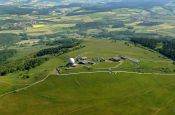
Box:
<box><xmin>78</xmin><ymin>60</ymin><xmax>96</xmax><ymax>65</ymax></box>
<box><xmin>80</xmin><ymin>57</ymin><xmax>88</xmax><ymax>60</ymax></box>
<box><xmin>127</xmin><ymin>57</ymin><xmax>140</xmax><ymax>63</ymax></box>
<box><xmin>109</xmin><ymin>57</ymin><xmax>121</xmax><ymax>62</ymax></box>
<box><xmin>78</xmin><ymin>60</ymin><xmax>89</xmax><ymax>64</ymax></box>
<box><xmin>119</xmin><ymin>55</ymin><xmax>127</xmax><ymax>59</ymax></box>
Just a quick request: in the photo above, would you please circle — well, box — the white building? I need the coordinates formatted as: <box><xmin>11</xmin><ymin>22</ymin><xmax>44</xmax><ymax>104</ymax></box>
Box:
<box><xmin>68</xmin><ymin>58</ymin><xmax>77</xmax><ymax>67</ymax></box>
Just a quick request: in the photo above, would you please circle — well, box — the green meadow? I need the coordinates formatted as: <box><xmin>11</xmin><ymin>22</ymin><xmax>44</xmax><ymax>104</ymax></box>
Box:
<box><xmin>0</xmin><ymin>39</ymin><xmax>175</xmax><ymax>114</ymax></box>
<box><xmin>0</xmin><ymin>72</ymin><xmax>175</xmax><ymax>115</ymax></box>
<box><xmin>1</xmin><ymin>1</ymin><xmax>175</xmax><ymax>114</ymax></box>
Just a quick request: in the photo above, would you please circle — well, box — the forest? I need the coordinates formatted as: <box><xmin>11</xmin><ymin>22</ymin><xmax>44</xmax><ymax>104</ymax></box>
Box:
<box><xmin>0</xmin><ymin>39</ymin><xmax>82</xmax><ymax>76</ymax></box>
<box><xmin>0</xmin><ymin>57</ymin><xmax>48</xmax><ymax>76</ymax></box>
<box><xmin>35</xmin><ymin>39</ymin><xmax>82</xmax><ymax>57</ymax></box>
<box><xmin>0</xmin><ymin>49</ymin><xmax>17</xmax><ymax>64</ymax></box>
<box><xmin>130</xmin><ymin>36</ymin><xmax>175</xmax><ymax>61</ymax></box>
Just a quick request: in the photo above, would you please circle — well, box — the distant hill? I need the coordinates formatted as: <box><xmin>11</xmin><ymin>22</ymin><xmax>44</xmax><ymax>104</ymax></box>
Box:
<box><xmin>0</xmin><ymin>0</ymin><xmax>120</xmax><ymax>4</ymax></box>
<box><xmin>0</xmin><ymin>0</ymin><xmax>168</xmax><ymax>5</ymax></box>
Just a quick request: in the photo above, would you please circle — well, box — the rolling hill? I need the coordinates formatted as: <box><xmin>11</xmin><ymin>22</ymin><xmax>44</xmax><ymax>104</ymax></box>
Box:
<box><xmin>0</xmin><ymin>0</ymin><xmax>175</xmax><ymax>114</ymax></box>
<box><xmin>0</xmin><ymin>39</ymin><xmax>175</xmax><ymax>115</ymax></box>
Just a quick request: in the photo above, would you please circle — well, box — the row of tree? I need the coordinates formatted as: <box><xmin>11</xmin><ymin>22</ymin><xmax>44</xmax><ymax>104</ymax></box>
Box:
<box><xmin>0</xmin><ymin>38</ymin><xmax>83</xmax><ymax>76</ymax></box>
<box><xmin>130</xmin><ymin>36</ymin><xmax>175</xmax><ymax>61</ymax></box>
<box><xmin>35</xmin><ymin>39</ymin><xmax>82</xmax><ymax>57</ymax></box>
<box><xmin>159</xmin><ymin>40</ymin><xmax>175</xmax><ymax>60</ymax></box>
<box><xmin>0</xmin><ymin>57</ymin><xmax>48</xmax><ymax>76</ymax></box>
<box><xmin>130</xmin><ymin>37</ymin><xmax>159</xmax><ymax>49</ymax></box>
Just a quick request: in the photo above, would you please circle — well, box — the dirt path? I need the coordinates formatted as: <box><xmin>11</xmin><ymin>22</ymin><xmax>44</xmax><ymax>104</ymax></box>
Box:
<box><xmin>141</xmin><ymin>59</ymin><xmax>173</xmax><ymax>62</ymax></box>
<box><xmin>0</xmin><ymin>73</ymin><xmax>51</xmax><ymax>98</ymax></box>
<box><xmin>59</xmin><ymin>70</ymin><xmax>175</xmax><ymax>76</ymax></box>
<box><xmin>110</xmin><ymin>61</ymin><xmax>124</xmax><ymax>69</ymax></box>
<box><xmin>94</xmin><ymin>61</ymin><xmax>124</xmax><ymax>70</ymax></box>
<box><xmin>1</xmin><ymin>67</ymin><xmax>175</xmax><ymax>99</ymax></box>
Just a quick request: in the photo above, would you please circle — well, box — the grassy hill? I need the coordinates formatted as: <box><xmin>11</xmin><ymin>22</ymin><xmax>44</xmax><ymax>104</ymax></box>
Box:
<box><xmin>0</xmin><ymin>72</ymin><xmax>175</xmax><ymax>115</ymax></box>
<box><xmin>0</xmin><ymin>39</ymin><xmax>175</xmax><ymax>114</ymax></box>
<box><xmin>0</xmin><ymin>1</ymin><xmax>175</xmax><ymax>114</ymax></box>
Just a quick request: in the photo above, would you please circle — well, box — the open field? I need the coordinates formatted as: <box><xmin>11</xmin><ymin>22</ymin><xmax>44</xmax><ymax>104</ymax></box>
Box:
<box><xmin>1</xmin><ymin>7</ymin><xmax>175</xmax><ymax>37</ymax></box>
<box><xmin>0</xmin><ymin>72</ymin><xmax>175</xmax><ymax>115</ymax></box>
<box><xmin>1</xmin><ymin>39</ymin><xmax>174</xmax><ymax>90</ymax></box>
<box><xmin>1</xmin><ymin>1</ymin><xmax>175</xmax><ymax>114</ymax></box>
<box><xmin>0</xmin><ymin>39</ymin><xmax>175</xmax><ymax>114</ymax></box>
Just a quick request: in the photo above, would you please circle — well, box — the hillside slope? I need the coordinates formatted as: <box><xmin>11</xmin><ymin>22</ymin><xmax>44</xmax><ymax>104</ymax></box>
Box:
<box><xmin>0</xmin><ymin>39</ymin><xmax>175</xmax><ymax>115</ymax></box>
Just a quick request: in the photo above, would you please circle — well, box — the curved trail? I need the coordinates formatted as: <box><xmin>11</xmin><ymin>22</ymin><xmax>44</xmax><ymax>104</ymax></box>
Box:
<box><xmin>59</xmin><ymin>71</ymin><xmax>175</xmax><ymax>76</ymax></box>
<box><xmin>94</xmin><ymin>61</ymin><xmax>124</xmax><ymax>70</ymax></box>
<box><xmin>0</xmin><ymin>73</ymin><xmax>50</xmax><ymax>98</ymax></box>
<box><xmin>1</xmin><ymin>65</ymin><xmax>175</xmax><ymax>98</ymax></box>
<box><xmin>141</xmin><ymin>59</ymin><xmax>173</xmax><ymax>62</ymax></box>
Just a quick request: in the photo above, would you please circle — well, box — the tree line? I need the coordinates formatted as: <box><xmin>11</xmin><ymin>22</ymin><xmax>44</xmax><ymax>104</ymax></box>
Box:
<box><xmin>0</xmin><ymin>57</ymin><xmax>48</xmax><ymax>76</ymax></box>
<box><xmin>0</xmin><ymin>38</ymin><xmax>83</xmax><ymax>76</ymax></box>
<box><xmin>130</xmin><ymin>36</ymin><xmax>175</xmax><ymax>61</ymax></box>
<box><xmin>34</xmin><ymin>39</ymin><xmax>82</xmax><ymax>57</ymax></box>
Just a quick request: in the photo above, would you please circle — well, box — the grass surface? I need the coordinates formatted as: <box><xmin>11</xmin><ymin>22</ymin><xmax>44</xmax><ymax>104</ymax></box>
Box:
<box><xmin>0</xmin><ymin>39</ymin><xmax>175</xmax><ymax>114</ymax></box>
<box><xmin>0</xmin><ymin>73</ymin><xmax>175</xmax><ymax>115</ymax></box>
<box><xmin>1</xmin><ymin>4</ymin><xmax>175</xmax><ymax>114</ymax></box>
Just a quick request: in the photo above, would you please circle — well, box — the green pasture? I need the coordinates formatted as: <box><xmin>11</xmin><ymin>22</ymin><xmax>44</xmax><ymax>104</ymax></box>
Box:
<box><xmin>0</xmin><ymin>72</ymin><xmax>175</xmax><ymax>115</ymax></box>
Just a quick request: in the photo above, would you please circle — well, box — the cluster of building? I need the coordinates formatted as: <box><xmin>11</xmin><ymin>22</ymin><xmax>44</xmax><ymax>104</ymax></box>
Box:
<box><xmin>67</xmin><ymin>55</ymin><xmax>140</xmax><ymax>67</ymax></box>
<box><xmin>109</xmin><ymin>55</ymin><xmax>140</xmax><ymax>63</ymax></box>
<box><xmin>67</xmin><ymin>57</ymin><xmax>96</xmax><ymax>67</ymax></box>
<box><xmin>14</xmin><ymin>20</ymin><xmax>37</xmax><ymax>27</ymax></box>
